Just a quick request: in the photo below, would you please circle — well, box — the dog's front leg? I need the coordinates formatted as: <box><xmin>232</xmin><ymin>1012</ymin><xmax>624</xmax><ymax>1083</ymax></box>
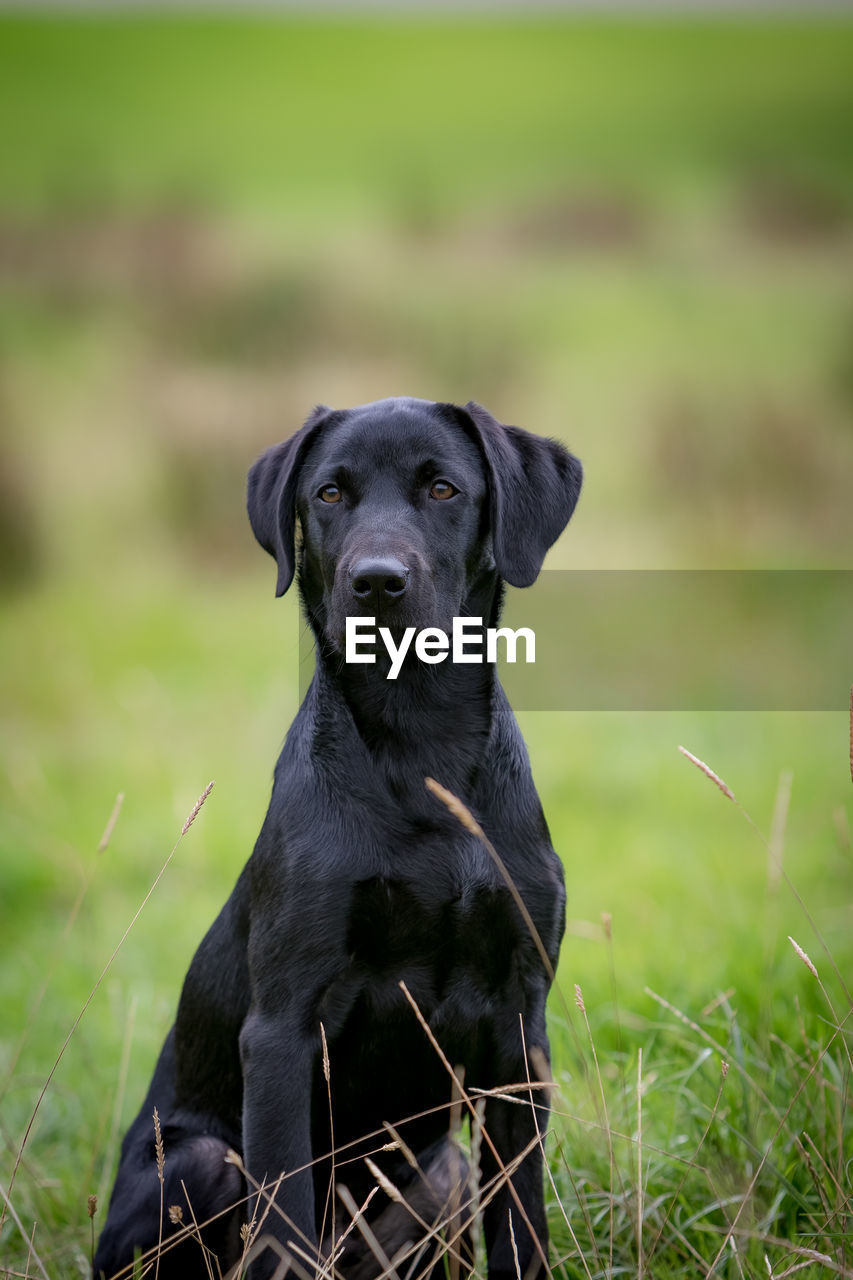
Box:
<box><xmin>480</xmin><ymin>1007</ymin><xmax>551</xmax><ymax>1280</ymax></box>
<box><xmin>239</xmin><ymin>1011</ymin><xmax>319</xmax><ymax>1277</ymax></box>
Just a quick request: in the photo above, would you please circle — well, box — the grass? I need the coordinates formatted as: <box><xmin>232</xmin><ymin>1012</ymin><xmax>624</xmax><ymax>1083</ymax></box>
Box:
<box><xmin>1</xmin><ymin>11</ymin><xmax>852</xmax><ymax>1277</ymax></box>
<box><xmin>1</xmin><ymin>16</ymin><xmax>852</xmax><ymax>221</ymax></box>
<box><xmin>546</xmin><ymin>807</ymin><xmax>852</xmax><ymax>1278</ymax></box>
<box><xmin>1</xmin><ymin>717</ymin><xmax>850</xmax><ymax>1277</ymax></box>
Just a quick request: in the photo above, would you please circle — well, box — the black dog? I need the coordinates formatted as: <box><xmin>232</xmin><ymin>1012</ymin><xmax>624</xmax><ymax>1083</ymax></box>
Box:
<box><xmin>94</xmin><ymin>397</ymin><xmax>582</xmax><ymax>1280</ymax></box>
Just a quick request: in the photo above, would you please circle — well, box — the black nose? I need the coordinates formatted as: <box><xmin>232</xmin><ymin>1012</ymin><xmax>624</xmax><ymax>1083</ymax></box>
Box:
<box><xmin>349</xmin><ymin>557</ymin><xmax>410</xmax><ymax>601</ymax></box>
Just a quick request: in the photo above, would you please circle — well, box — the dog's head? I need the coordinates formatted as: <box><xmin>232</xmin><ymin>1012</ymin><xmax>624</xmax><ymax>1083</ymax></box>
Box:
<box><xmin>248</xmin><ymin>397</ymin><xmax>582</xmax><ymax>651</ymax></box>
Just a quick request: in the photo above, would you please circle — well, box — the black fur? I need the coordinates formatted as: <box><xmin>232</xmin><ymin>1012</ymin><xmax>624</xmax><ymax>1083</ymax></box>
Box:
<box><xmin>94</xmin><ymin>396</ymin><xmax>582</xmax><ymax>1280</ymax></box>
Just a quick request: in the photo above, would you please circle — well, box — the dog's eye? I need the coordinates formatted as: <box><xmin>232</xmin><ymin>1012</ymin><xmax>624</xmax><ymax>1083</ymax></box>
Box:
<box><xmin>318</xmin><ymin>485</ymin><xmax>342</xmax><ymax>504</ymax></box>
<box><xmin>429</xmin><ymin>480</ymin><xmax>458</xmax><ymax>501</ymax></box>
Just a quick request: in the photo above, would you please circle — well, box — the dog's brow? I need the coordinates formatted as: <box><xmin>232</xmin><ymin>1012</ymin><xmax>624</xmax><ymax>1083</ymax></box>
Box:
<box><xmin>311</xmin><ymin>461</ymin><xmax>355</xmax><ymax>488</ymax></box>
<box><xmin>413</xmin><ymin>459</ymin><xmax>442</xmax><ymax>483</ymax></box>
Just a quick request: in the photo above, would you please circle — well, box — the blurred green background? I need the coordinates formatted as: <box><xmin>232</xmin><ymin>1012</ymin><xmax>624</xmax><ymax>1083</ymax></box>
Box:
<box><xmin>1</xmin><ymin>12</ymin><xmax>852</xmax><ymax>1275</ymax></box>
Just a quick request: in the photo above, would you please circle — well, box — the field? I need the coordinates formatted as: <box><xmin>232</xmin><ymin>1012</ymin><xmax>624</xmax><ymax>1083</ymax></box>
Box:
<box><xmin>0</xmin><ymin>14</ymin><xmax>851</xmax><ymax>1278</ymax></box>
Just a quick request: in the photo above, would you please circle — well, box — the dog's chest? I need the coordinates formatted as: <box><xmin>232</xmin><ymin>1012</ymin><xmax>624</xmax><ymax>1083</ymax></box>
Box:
<box><xmin>345</xmin><ymin>873</ymin><xmax>524</xmax><ymax>997</ymax></box>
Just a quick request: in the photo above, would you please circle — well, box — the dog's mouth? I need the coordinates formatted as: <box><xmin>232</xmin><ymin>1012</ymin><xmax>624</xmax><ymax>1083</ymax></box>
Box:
<box><xmin>327</xmin><ymin>596</ymin><xmax>432</xmax><ymax>653</ymax></box>
<box><xmin>323</xmin><ymin>569</ymin><xmax>453</xmax><ymax>658</ymax></box>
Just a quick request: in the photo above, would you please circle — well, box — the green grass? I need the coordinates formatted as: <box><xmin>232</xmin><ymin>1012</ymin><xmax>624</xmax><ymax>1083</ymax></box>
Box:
<box><xmin>1</xmin><ymin>566</ymin><xmax>849</xmax><ymax>1275</ymax></box>
<box><xmin>1</xmin><ymin>17</ymin><xmax>852</xmax><ymax>220</ymax></box>
<box><xmin>0</xmin><ymin>12</ymin><xmax>851</xmax><ymax>1277</ymax></box>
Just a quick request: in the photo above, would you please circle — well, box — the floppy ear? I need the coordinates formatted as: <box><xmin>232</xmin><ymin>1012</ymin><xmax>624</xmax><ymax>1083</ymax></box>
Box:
<box><xmin>461</xmin><ymin>401</ymin><xmax>583</xmax><ymax>589</ymax></box>
<box><xmin>247</xmin><ymin>404</ymin><xmax>332</xmax><ymax>597</ymax></box>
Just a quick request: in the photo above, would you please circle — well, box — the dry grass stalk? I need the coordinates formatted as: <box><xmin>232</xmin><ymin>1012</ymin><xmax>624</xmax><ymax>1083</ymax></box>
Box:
<box><xmin>711</xmin><ymin>755</ymin><xmax>853</xmax><ymax>1012</ymax></box>
<box><xmin>424</xmin><ymin>776</ymin><xmax>485</xmax><ymax>838</ymax></box>
<box><xmin>678</xmin><ymin>746</ymin><xmax>736</xmax><ymax>802</ymax></box>
<box><xmin>424</xmin><ymin>774</ymin><xmax>592</xmax><ymax>1086</ymax></box>
<box><xmin>7</xmin><ymin>799</ymin><xmax>201</xmax><ymax>1205</ymax></box>
<box><xmin>0</xmin><ymin>1181</ymin><xmax>50</xmax><ymax>1280</ymax></box>
<box><xmin>318</xmin><ymin>1021</ymin><xmax>336</xmax><ymax>1266</ymax></box>
<box><xmin>573</xmin><ymin>984</ymin><xmax>614</xmax><ymax>1273</ymax></box>
<box><xmin>705</xmin><ymin>1004</ymin><xmax>853</xmax><ymax>1277</ymax></box>
<box><xmin>88</xmin><ymin>1171</ymin><xmax>252</xmax><ymax>1280</ymax></box>
<box><xmin>237</xmin><ymin>1203</ymin><xmax>259</xmax><ymax>1277</ymax></box>
<box><xmin>360</xmin><ymin>1162</ymin><xmax>481</xmax><ymax>1280</ymax></box>
<box><xmin>449</xmin><ymin>1068</ymin><xmax>465</xmax><ymax>1280</ymax></box>
<box><xmin>678</xmin><ymin>744</ymin><xmax>852</xmax><ymax>1017</ymax></box>
<box><xmin>381</xmin><ymin>1123</ymin><xmax>419</xmax><ymax>1174</ymax></box>
<box><xmin>98</xmin><ymin>993</ymin><xmax>138</xmax><ymax>1212</ymax></box>
<box><xmin>701</xmin><ymin>988</ymin><xmax>736</xmax><ymax>1018</ymax></box>
<box><xmin>725</xmin><ymin>1230</ymin><xmax>845</xmax><ymax>1279</ymax></box>
<box><xmin>179</xmin><ymin>1178</ymin><xmax>215</xmax><ymax>1280</ymax></box>
<box><xmin>182</xmin><ymin>780</ymin><xmax>215</xmax><ymax>835</ymax></box>
<box><xmin>788</xmin><ymin>935</ymin><xmax>819</xmax><ymax>980</ymax></box>
<box><xmin>469</xmin><ymin>1081</ymin><xmax>553</xmax><ymax>1105</ymax></box>
<box><xmin>796</xmin><ymin>1134</ymin><xmax>851</xmax><ymax>1273</ymax></box>
<box><xmin>88</xmin><ymin>1194</ymin><xmax>98</xmax><ymax>1272</ymax></box>
<box><xmin>508</xmin><ymin>1210</ymin><xmax>522</xmax><ymax>1280</ymax></box>
<box><xmin>259</xmin><ymin>1227</ymin><xmax>318</xmax><ymax>1280</ymax></box>
<box><xmin>327</xmin><ymin>1185</ymin><xmax>380</xmax><ymax>1273</ymax></box>
<box><xmin>337</xmin><ymin>1183</ymin><xmax>400</xmax><ymax>1280</ymax></box>
<box><xmin>801</xmin><ymin>1129</ymin><xmax>846</xmax><ymax>1205</ymax></box>
<box><xmin>849</xmin><ymin>684</ymin><xmax>852</xmax><ymax>784</ymax></box>
<box><xmin>367</xmin><ymin>1168</ymin><xmax>498</xmax><ymax>1280</ymax></box>
<box><xmin>424</xmin><ymin>776</ymin><xmax>556</xmax><ymax>985</ymax></box>
<box><xmin>236</xmin><ymin>1228</ymin><xmax>313</xmax><ymax>1280</ymax></box>
<box><xmin>787</xmin><ymin>939</ymin><xmax>853</xmax><ymax>1075</ymax></box>
<box><xmin>645</xmin><ymin>1055</ymin><xmax>731</xmax><ymax>1273</ymax></box>
<box><xmin>542</xmin><ymin>1148</ymin><xmax>593</xmax><ymax>1279</ymax></box>
<box><xmin>768</xmin><ymin>770</ymin><xmax>792</xmax><ymax>894</ymax></box>
<box><xmin>398</xmin><ymin>980</ymin><xmax>551</xmax><ymax>1278</ymax></box>
<box><xmin>727</xmin><ymin>1224</ymin><xmax>748</xmax><ymax>1280</ymax></box>
<box><xmin>0</xmin><ymin>786</ymin><xmax>129</xmax><ymax>1118</ymax></box>
<box><xmin>646</xmin><ymin>987</ymin><xmax>778</xmax><ymax>1114</ymax></box>
<box><xmin>520</xmin><ymin>1017</ymin><xmax>593</xmax><ymax>1280</ymax></box>
<box><xmin>320</xmin><ymin>1022</ymin><xmax>331</xmax><ymax>1085</ymax></box>
<box><xmin>553</xmin><ymin>1142</ymin><xmax>604</xmax><ymax>1276</ymax></box>
<box><xmin>361</xmin><ymin>1148</ymin><xmax>484</xmax><ymax>1280</ymax></box>
<box><xmin>224</xmin><ymin>1150</ymin><xmax>324</xmax><ymax>1279</ymax></box>
<box><xmin>468</xmin><ymin>1098</ymin><xmax>485</xmax><ymax>1270</ymax></box>
<box><xmin>98</xmin><ymin>790</ymin><xmax>125</xmax><ymax>853</ymax></box>
<box><xmin>636</xmin><ymin>1048</ymin><xmax>644</xmax><ymax>1280</ymax></box>
<box><xmin>154</xmin><ymin>1111</ymin><xmax>165</xmax><ymax>1174</ymax></box>
<box><xmin>26</xmin><ymin>1218</ymin><xmax>38</xmax><ymax>1280</ymax></box>
<box><xmin>363</xmin><ymin>1157</ymin><xmax>405</xmax><ymax>1207</ymax></box>
<box><xmin>153</xmin><ymin>1107</ymin><xmax>165</xmax><ymax>1280</ymax></box>
<box><xmin>794</xmin><ymin>1135</ymin><xmax>833</xmax><ymax>1226</ymax></box>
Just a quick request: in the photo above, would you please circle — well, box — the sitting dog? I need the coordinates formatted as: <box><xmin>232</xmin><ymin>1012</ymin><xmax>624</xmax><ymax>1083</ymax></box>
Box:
<box><xmin>94</xmin><ymin>397</ymin><xmax>582</xmax><ymax>1280</ymax></box>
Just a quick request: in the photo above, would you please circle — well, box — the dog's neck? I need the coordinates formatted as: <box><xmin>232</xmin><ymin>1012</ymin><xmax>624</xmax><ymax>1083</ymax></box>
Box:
<box><xmin>306</xmin><ymin>570</ymin><xmax>504</xmax><ymax>797</ymax></box>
